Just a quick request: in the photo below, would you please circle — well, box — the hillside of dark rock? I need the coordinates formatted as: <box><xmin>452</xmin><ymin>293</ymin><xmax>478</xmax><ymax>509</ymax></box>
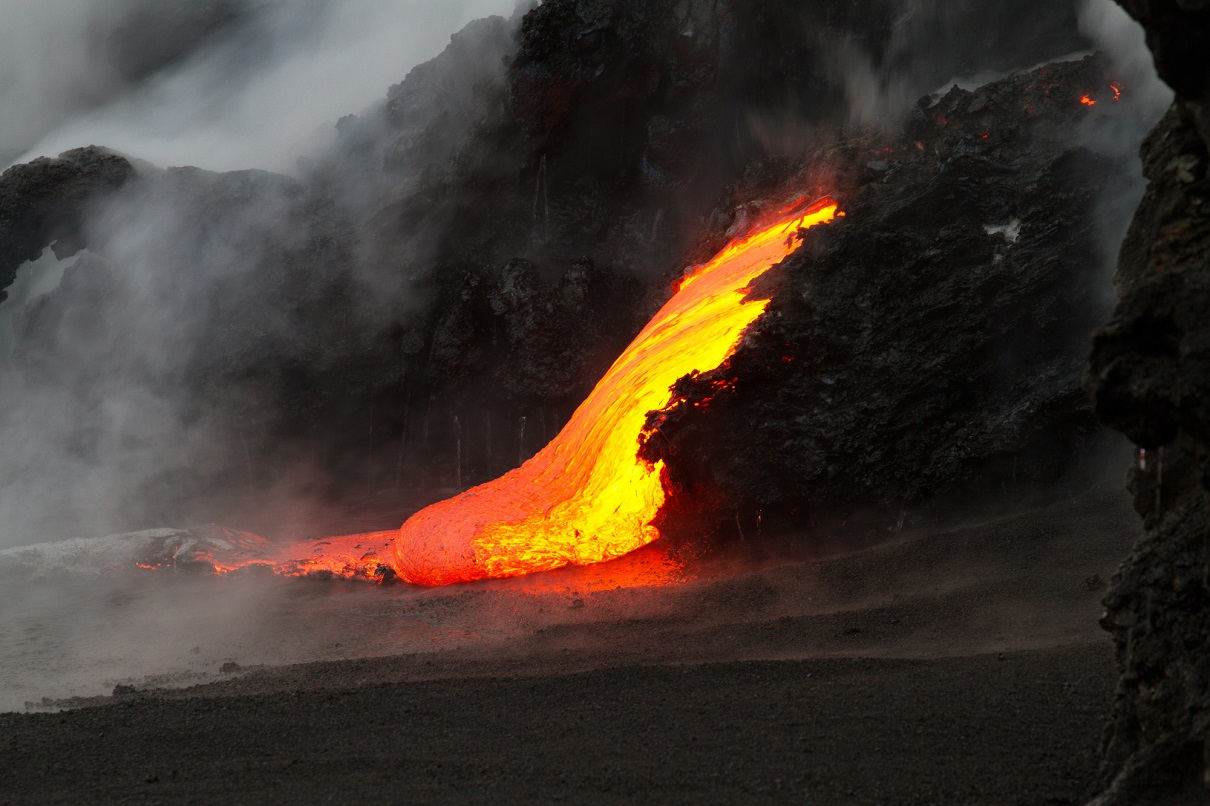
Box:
<box><xmin>643</xmin><ymin>56</ymin><xmax>1130</xmax><ymax>539</ymax></box>
<box><xmin>0</xmin><ymin>1</ymin><xmax>1112</xmax><ymax>546</ymax></box>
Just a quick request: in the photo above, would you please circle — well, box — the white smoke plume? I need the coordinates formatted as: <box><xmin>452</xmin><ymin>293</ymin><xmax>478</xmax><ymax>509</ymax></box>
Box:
<box><xmin>0</xmin><ymin>0</ymin><xmax>518</xmax><ymax>550</ymax></box>
<box><xmin>1078</xmin><ymin>0</ymin><xmax>1173</xmax><ymax>121</ymax></box>
<box><xmin>1073</xmin><ymin>0</ymin><xmax>1174</xmax><ymax>284</ymax></box>
<box><xmin>0</xmin><ymin>0</ymin><xmax>529</xmax><ymax>716</ymax></box>
<box><xmin>2</xmin><ymin>0</ymin><xmax>517</xmax><ymax>174</ymax></box>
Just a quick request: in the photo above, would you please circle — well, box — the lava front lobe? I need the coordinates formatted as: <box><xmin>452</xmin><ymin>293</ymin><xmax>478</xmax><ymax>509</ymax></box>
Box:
<box><xmin>393</xmin><ymin>200</ymin><xmax>840</xmax><ymax>586</ymax></box>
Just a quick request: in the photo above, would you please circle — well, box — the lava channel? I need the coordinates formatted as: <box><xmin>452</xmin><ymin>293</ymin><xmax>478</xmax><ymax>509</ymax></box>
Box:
<box><xmin>394</xmin><ymin>199</ymin><xmax>840</xmax><ymax>585</ymax></box>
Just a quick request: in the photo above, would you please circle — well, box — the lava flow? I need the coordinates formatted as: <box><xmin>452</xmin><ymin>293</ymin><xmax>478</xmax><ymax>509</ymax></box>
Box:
<box><xmin>393</xmin><ymin>198</ymin><xmax>840</xmax><ymax>586</ymax></box>
<box><xmin>134</xmin><ymin>199</ymin><xmax>839</xmax><ymax>587</ymax></box>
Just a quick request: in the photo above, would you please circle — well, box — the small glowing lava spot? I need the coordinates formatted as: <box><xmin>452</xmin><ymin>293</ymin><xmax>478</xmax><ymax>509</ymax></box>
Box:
<box><xmin>981</xmin><ymin>133</ymin><xmax>990</xmax><ymax>140</ymax></box>
<box><xmin>1110</xmin><ymin>84</ymin><xmax>1122</xmax><ymax>101</ymax></box>
<box><xmin>778</xmin><ymin>196</ymin><xmax>811</xmax><ymax>214</ymax></box>
<box><xmin>1080</xmin><ymin>95</ymin><xmax>1097</xmax><ymax>107</ymax></box>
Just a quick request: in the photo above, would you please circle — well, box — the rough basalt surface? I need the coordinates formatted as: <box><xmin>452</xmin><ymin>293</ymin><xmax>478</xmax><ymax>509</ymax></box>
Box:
<box><xmin>0</xmin><ymin>148</ymin><xmax>135</xmax><ymax>304</ymax></box>
<box><xmin>643</xmin><ymin>56</ymin><xmax>1124</xmax><ymax>536</ymax></box>
<box><xmin>1084</xmin><ymin>3</ymin><xmax>1210</xmax><ymax>800</ymax></box>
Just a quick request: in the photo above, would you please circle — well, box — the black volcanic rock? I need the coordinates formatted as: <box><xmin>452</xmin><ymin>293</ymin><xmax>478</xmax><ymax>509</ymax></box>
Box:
<box><xmin>0</xmin><ymin>147</ymin><xmax>135</xmax><ymax>304</ymax></box>
<box><xmin>106</xmin><ymin>1</ymin><xmax>251</xmax><ymax>82</ymax></box>
<box><xmin>642</xmin><ymin>56</ymin><xmax>1124</xmax><ymax>534</ymax></box>
<box><xmin>1084</xmin><ymin>3</ymin><xmax>1210</xmax><ymax>800</ymax></box>
<box><xmin>1116</xmin><ymin>0</ymin><xmax>1210</xmax><ymax>124</ymax></box>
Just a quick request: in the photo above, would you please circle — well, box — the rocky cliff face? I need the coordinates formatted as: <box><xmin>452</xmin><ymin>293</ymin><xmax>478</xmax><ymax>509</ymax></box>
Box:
<box><xmin>1085</xmin><ymin>2</ymin><xmax>1210</xmax><ymax>802</ymax></box>
<box><xmin>0</xmin><ymin>148</ymin><xmax>135</xmax><ymax>304</ymax></box>
<box><xmin>0</xmin><ymin>1</ymin><xmax>1113</xmax><ymax>545</ymax></box>
<box><xmin>643</xmin><ymin>56</ymin><xmax>1127</xmax><ymax>539</ymax></box>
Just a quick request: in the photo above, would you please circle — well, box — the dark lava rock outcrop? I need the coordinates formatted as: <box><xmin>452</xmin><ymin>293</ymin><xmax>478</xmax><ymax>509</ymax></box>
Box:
<box><xmin>643</xmin><ymin>56</ymin><xmax>1126</xmax><ymax>535</ymax></box>
<box><xmin>1085</xmin><ymin>3</ymin><xmax>1210</xmax><ymax>803</ymax></box>
<box><xmin>0</xmin><ymin>148</ymin><xmax>135</xmax><ymax>304</ymax></box>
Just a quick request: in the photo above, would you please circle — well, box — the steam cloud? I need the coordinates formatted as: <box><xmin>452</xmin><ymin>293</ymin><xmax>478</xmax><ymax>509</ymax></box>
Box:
<box><xmin>1078</xmin><ymin>0</ymin><xmax>1173</xmax><ymax>120</ymax></box>
<box><xmin>0</xmin><ymin>0</ymin><xmax>525</xmax><ymax>715</ymax></box>
<box><xmin>2</xmin><ymin>0</ymin><xmax>519</xmax><ymax>174</ymax></box>
<box><xmin>0</xmin><ymin>0</ymin><xmax>517</xmax><ymax>549</ymax></box>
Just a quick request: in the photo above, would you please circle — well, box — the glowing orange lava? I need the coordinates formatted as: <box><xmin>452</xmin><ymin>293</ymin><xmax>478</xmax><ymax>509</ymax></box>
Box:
<box><xmin>135</xmin><ymin>530</ymin><xmax>399</xmax><ymax>582</ymax></box>
<box><xmin>1080</xmin><ymin>94</ymin><xmax>1097</xmax><ymax>106</ymax></box>
<box><xmin>392</xmin><ymin>199</ymin><xmax>840</xmax><ymax>586</ymax></box>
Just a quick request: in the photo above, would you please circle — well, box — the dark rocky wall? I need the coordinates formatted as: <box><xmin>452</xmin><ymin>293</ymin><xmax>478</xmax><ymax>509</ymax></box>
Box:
<box><xmin>1085</xmin><ymin>3</ymin><xmax>1210</xmax><ymax>802</ymax></box>
<box><xmin>643</xmin><ymin>56</ymin><xmax>1129</xmax><ymax>539</ymax></box>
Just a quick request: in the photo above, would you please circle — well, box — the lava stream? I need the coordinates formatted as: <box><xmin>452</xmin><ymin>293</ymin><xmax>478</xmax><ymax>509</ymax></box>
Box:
<box><xmin>394</xmin><ymin>199</ymin><xmax>840</xmax><ymax>586</ymax></box>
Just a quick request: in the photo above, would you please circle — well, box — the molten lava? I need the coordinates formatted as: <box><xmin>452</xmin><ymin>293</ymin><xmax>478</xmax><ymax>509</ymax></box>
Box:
<box><xmin>392</xmin><ymin>199</ymin><xmax>840</xmax><ymax>586</ymax></box>
<box><xmin>132</xmin><ymin>199</ymin><xmax>838</xmax><ymax>587</ymax></box>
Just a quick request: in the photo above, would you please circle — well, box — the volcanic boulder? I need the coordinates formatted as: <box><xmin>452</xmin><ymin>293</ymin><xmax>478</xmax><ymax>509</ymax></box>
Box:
<box><xmin>0</xmin><ymin>147</ymin><xmax>135</xmax><ymax>304</ymax></box>
<box><xmin>643</xmin><ymin>56</ymin><xmax>1126</xmax><ymax>536</ymax></box>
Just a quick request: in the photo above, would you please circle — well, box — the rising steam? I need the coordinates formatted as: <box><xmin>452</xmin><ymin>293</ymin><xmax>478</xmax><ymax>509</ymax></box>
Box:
<box><xmin>0</xmin><ymin>0</ymin><xmax>519</xmax><ymax>549</ymax></box>
<box><xmin>2</xmin><ymin>0</ymin><xmax>519</xmax><ymax>174</ymax></box>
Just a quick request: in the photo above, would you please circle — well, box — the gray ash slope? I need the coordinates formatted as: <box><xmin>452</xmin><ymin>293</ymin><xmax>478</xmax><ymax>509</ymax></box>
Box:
<box><xmin>0</xmin><ymin>485</ymin><xmax>1135</xmax><ymax>804</ymax></box>
<box><xmin>0</xmin><ymin>0</ymin><xmax>1116</xmax><ymax>545</ymax></box>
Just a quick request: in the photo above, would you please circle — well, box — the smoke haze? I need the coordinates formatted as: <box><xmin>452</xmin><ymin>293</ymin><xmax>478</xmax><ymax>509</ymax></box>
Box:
<box><xmin>1074</xmin><ymin>0</ymin><xmax>1173</xmax><ymax>291</ymax></box>
<box><xmin>1079</xmin><ymin>0</ymin><xmax>1172</xmax><ymax>120</ymax></box>
<box><xmin>0</xmin><ymin>1</ymin><xmax>519</xmax><ymax>549</ymax></box>
<box><xmin>2</xmin><ymin>0</ymin><xmax>516</xmax><ymax>174</ymax></box>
